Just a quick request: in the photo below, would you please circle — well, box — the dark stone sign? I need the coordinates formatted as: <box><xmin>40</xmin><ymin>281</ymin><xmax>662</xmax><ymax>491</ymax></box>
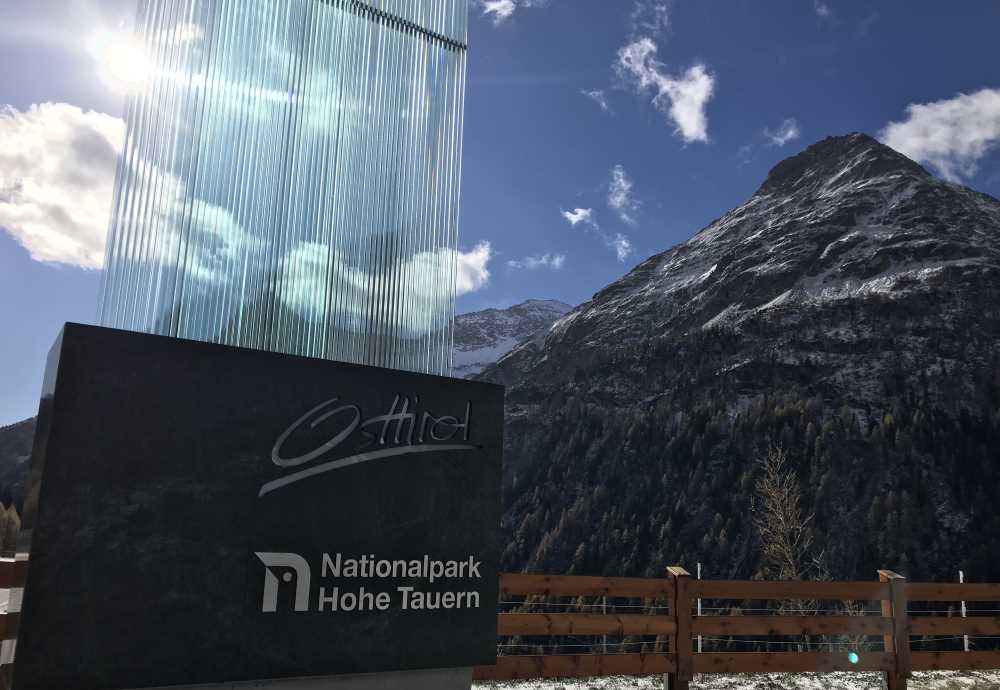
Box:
<box><xmin>15</xmin><ymin>324</ymin><xmax>503</xmax><ymax>690</ymax></box>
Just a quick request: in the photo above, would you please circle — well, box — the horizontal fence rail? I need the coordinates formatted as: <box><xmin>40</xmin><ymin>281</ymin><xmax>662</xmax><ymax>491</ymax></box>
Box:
<box><xmin>0</xmin><ymin>561</ymin><xmax>26</xmax><ymax>590</ymax></box>
<box><xmin>690</xmin><ymin>615</ymin><xmax>893</xmax><ymax>636</ymax></box>
<box><xmin>910</xmin><ymin>617</ymin><xmax>1000</xmax><ymax>635</ymax></box>
<box><xmin>0</xmin><ymin>558</ymin><xmax>25</xmax><ymax>648</ymax></box>
<box><xmin>911</xmin><ymin>651</ymin><xmax>1000</xmax><ymax>671</ymax></box>
<box><xmin>693</xmin><ymin>651</ymin><xmax>896</xmax><ymax>674</ymax></box>
<box><xmin>500</xmin><ymin>573</ymin><xmax>674</xmax><ymax>599</ymax></box>
<box><xmin>907</xmin><ymin>584</ymin><xmax>1000</xmax><ymax>601</ymax></box>
<box><xmin>499</xmin><ymin>613</ymin><xmax>676</xmax><ymax>636</ymax></box>
<box><xmin>474</xmin><ymin>653</ymin><xmax>675</xmax><ymax>681</ymax></box>
<box><xmin>691</xmin><ymin>579</ymin><xmax>891</xmax><ymax>601</ymax></box>
<box><xmin>475</xmin><ymin>567</ymin><xmax>1000</xmax><ymax>690</ymax></box>
<box><xmin>0</xmin><ymin>613</ymin><xmax>17</xmax><ymax>642</ymax></box>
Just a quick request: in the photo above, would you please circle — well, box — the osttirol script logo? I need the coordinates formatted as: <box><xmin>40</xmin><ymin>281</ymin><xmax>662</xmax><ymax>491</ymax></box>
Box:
<box><xmin>254</xmin><ymin>394</ymin><xmax>486</xmax><ymax>616</ymax></box>
<box><xmin>255</xmin><ymin>553</ymin><xmax>483</xmax><ymax>613</ymax></box>
<box><xmin>259</xmin><ymin>395</ymin><xmax>476</xmax><ymax>497</ymax></box>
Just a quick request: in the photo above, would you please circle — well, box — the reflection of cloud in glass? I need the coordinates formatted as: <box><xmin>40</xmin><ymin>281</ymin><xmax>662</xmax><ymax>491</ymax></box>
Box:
<box><xmin>125</xmin><ymin>163</ymin><xmax>252</xmax><ymax>284</ymax></box>
<box><xmin>278</xmin><ymin>242</ymin><xmax>456</xmax><ymax>338</ymax></box>
<box><xmin>99</xmin><ymin>0</ymin><xmax>469</xmax><ymax>377</ymax></box>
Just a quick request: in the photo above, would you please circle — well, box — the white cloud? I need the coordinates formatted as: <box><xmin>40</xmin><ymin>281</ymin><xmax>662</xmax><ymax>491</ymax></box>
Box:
<box><xmin>104</xmin><ymin>158</ymin><xmax>258</xmax><ymax>288</ymax></box>
<box><xmin>616</xmin><ymin>38</ymin><xmax>715</xmax><ymax>143</ymax></box>
<box><xmin>561</xmin><ymin>207</ymin><xmax>598</xmax><ymax>228</ymax></box>
<box><xmin>764</xmin><ymin>118</ymin><xmax>801</xmax><ymax>147</ymax></box>
<box><xmin>879</xmin><ymin>88</ymin><xmax>1000</xmax><ymax>182</ymax></box>
<box><xmin>611</xmin><ymin>233</ymin><xmax>633</xmax><ymax>262</ymax></box>
<box><xmin>0</xmin><ymin>102</ymin><xmax>124</xmax><ymax>269</ymax></box>
<box><xmin>508</xmin><ymin>253</ymin><xmax>566</xmax><ymax>270</ymax></box>
<box><xmin>480</xmin><ymin>0</ymin><xmax>516</xmax><ymax>23</ymax></box>
<box><xmin>608</xmin><ymin>164</ymin><xmax>641</xmax><ymax>225</ymax></box>
<box><xmin>0</xmin><ymin>103</ymin><xmax>260</xmax><ymax>280</ymax></box>
<box><xmin>0</xmin><ymin>104</ymin><xmax>487</xmax><ymax>341</ymax></box>
<box><xmin>582</xmin><ymin>89</ymin><xmax>611</xmax><ymax>112</ymax></box>
<box><xmin>561</xmin><ymin>205</ymin><xmax>633</xmax><ymax>263</ymax></box>
<box><xmin>278</xmin><ymin>241</ymin><xmax>487</xmax><ymax>336</ymax></box>
<box><xmin>456</xmin><ymin>241</ymin><xmax>492</xmax><ymax>295</ymax></box>
<box><xmin>814</xmin><ymin>1</ymin><xmax>832</xmax><ymax>18</ymax></box>
<box><xmin>630</xmin><ymin>0</ymin><xmax>671</xmax><ymax>38</ymax></box>
<box><xmin>477</xmin><ymin>0</ymin><xmax>547</xmax><ymax>25</ymax></box>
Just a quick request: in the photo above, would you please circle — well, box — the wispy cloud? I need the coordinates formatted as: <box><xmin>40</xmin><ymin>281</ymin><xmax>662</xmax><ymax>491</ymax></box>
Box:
<box><xmin>764</xmin><ymin>118</ymin><xmax>801</xmax><ymax>147</ymax></box>
<box><xmin>616</xmin><ymin>38</ymin><xmax>715</xmax><ymax>143</ymax></box>
<box><xmin>561</xmin><ymin>206</ymin><xmax>634</xmax><ymax>263</ymax></box>
<box><xmin>477</xmin><ymin>0</ymin><xmax>548</xmax><ymax>25</ymax></box>
<box><xmin>608</xmin><ymin>165</ymin><xmax>641</xmax><ymax>225</ymax></box>
<box><xmin>879</xmin><ymin>88</ymin><xmax>1000</xmax><ymax>182</ymax></box>
<box><xmin>857</xmin><ymin>10</ymin><xmax>879</xmax><ymax>36</ymax></box>
<box><xmin>582</xmin><ymin>89</ymin><xmax>612</xmax><ymax>113</ymax></box>
<box><xmin>611</xmin><ymin>234</ymin><xmax>633</xmax><ymax>262</ymax></box>
<box><xmin>479</xmin><ymin>0</ymin><xmax>516</xmax><ymax>23</ymax></box>
<box><xmin>814</xmin><ymin>0</ymin><xmax>832</xmax><ymax>18</ymax></box>
<box><xmin>0</xmin><ymin>102</ymin><xmax>124</xmax><ymax>268</ymax></box>
<box><xmin>630</xmin><ymin>0</ymin><xmax>671</xmax><ymax>38</ymax></box>
<box><xmin>561</xmin><ymin>207</ymin><xmax>598</xmax><ymax>228</ymax></box>
<box><xmin>457</xmin><ymin>241</ymin><xmax>493</xmax><ymax>295</ymax></box>
<box><xmin>508</xmin><ymin>253</ymin><xmax>566</xmax><ymax>270</ymax></box>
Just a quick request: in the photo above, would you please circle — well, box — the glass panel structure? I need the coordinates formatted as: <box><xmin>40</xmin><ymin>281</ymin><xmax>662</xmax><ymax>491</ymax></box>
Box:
<box><xmin>97</xmin><ymin>0</ymin><xmax>468</xmax><ymax>377</ymax></box>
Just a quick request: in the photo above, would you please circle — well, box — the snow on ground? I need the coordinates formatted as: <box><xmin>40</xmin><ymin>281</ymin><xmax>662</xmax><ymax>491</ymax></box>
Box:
<box><xmin>476</xmin><ymin>671</ymin><xmax>1000</xmax><ymax>690</ymax></box>
<box><xmin>453</xmin><ymin>335</ymin><xmax>521</xmax><ymax>377</ymax></box>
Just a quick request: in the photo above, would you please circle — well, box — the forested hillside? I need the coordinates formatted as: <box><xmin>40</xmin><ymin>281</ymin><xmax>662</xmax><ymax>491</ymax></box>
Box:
<box><xmin>487</xmin><ymin>134</ymin><xmax>1000</xmax><ymax>583</ymax></box>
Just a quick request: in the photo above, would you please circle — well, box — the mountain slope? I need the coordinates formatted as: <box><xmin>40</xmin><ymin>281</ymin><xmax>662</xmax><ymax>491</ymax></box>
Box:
<box><xmin>483</xmin><ymin>133</ymin><xmax>1000</xmax><ymax>582</ymax></box>
<box><xmin>453</xmin><ymin>299</ymin><xmax>572</xmax><ymax>378</ymax></box>
<box><xmin>0</xmin><ymin>418</ymin><xmax>34</xmax><ymax>509</ymax></box>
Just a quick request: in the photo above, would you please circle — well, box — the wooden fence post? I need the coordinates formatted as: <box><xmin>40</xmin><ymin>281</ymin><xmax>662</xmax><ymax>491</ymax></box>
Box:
<box><xmin>879</xmin><ymin>570</ymin><xmax>911</xmax><ymax>690</ymax></box>
<box><xmin>667</xmin><ymin>567</ymin><xmax>692</xmax><ymax>690</ymax></box>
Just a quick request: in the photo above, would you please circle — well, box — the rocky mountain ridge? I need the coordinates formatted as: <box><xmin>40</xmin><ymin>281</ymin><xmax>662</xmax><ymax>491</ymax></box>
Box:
<box><xmin>453</xmin><ymin>299</ymin><xmax>572</xmax><ymax>378</ymax></box>
<box><xmin>482</xmin><ymin>133</ymin><xmax>1000</xmax><ymax>582</ymax></box>
<box><xmin>491</xmin><ymin>134</ymin><xmax>999</xmax><ymax>408</ymax></box>
<box><xmin>0</xmin><ymin>418</ymin><xmax>34</xmax><ymax>508</ymax></box>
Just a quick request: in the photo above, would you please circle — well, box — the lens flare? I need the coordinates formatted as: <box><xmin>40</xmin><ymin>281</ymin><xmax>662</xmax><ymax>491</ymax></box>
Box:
<box><xmin>89</xmin><ymin>29</ymin><xmax>151</xmax><ymax>92</ymax></box>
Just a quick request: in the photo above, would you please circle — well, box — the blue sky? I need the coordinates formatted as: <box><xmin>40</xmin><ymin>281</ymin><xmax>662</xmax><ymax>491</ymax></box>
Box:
<box><xmin>2</xmin><ymin>0</ymin><xmax>1000</xmax><ymax>424</ymax></box>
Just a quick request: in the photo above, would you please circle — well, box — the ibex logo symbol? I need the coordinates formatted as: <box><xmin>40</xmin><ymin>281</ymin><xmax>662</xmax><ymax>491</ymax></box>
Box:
<box><xmin>255</xmin><ymin>552</ymin><xmax>311</xmax><ymax>613</ymax></box>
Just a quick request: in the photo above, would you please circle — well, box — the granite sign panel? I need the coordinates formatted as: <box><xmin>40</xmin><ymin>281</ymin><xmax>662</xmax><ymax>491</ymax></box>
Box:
<box><xmin>15</xmin><ymin>323</ymin><xmax>503</xmax><ymax>690</ymax></box>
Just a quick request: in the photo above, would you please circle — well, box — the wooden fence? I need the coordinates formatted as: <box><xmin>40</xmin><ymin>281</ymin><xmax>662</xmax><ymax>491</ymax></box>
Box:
<box><xmin>0</xmin><ymin>559</ymin><xmax>25</xmax><ymax>643</ymax></box>
<box><xmin>473</xmin><ymin>567</ymin><xmax>1000</xmax><ymax>690</ymax></box>
<box><xmin>0</xmin><ymin>560</ymin><xmax>997</xmax><ymax>690</ymax></box>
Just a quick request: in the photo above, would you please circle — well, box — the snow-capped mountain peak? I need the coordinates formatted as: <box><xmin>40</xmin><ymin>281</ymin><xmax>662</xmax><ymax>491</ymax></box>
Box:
<box><xmin>477</xmin><ymin>133</ymin><xmax>1000</xmax><ymax>584</ymax></box>
<box><xmin>452</xmin><ymin>299</ymin><xmax>573</xmax><ymax>378</ymax></box>
<box><xmin>486</xmin><ymin>133</ymin><xmax>1000</xmax><ymax>407</ymax></box>
<box><xmin>756</xmin><ymin>132</ymin><xmax>930</xmax><ymax>197</ymax></box>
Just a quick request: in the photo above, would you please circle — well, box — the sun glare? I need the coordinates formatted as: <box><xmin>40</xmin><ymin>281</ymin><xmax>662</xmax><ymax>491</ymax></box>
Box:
<box><xmin>89</xmin><ymin>29</ymin><xmax>151</xmax><ymax>92</ymax></box>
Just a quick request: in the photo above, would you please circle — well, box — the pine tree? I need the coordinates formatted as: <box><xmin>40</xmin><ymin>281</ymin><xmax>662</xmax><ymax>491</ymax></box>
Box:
<box><xmin>2</xmin><ymin>504</ymin><xmax>19</xmax><ymax>556</ymax></box>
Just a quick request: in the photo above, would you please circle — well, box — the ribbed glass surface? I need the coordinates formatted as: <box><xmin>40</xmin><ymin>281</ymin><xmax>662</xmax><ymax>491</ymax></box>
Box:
<box><xmin>97</xmin><ymin>0</ymin><xmax>467</xmax><ymax>377</ymax></box>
